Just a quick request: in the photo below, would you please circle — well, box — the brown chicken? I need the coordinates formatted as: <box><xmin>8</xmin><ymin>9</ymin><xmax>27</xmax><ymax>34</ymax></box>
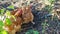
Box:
<box><xmin>11</xmin><ymin>5</ymin><xmax>34</xmax><ymax>23</ymax></box>
<box><xmin>4</xmin><ymin>5</ymin><xmax>34</xmax><ymax>34</ymax></box>
<box><xmin>21</xmin><ymin>6</ymin><xmax>34</xmax><ymax>23</ymax></box>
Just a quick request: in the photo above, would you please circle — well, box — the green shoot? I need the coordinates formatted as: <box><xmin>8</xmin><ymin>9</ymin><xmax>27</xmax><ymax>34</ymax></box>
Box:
<box><xmin>5</xmin><ymin>18</ymin><xmax>12</xmax><ymax>26</ymax></box>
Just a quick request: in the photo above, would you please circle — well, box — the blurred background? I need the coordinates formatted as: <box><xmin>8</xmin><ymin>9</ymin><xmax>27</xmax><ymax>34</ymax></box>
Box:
<box><xmin>0</xmin><ymin>0</ymin><xmax>60</xmax><ymax>34</ymax></box>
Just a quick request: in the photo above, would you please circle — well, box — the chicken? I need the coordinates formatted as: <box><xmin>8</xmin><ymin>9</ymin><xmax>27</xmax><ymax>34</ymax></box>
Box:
<box><xmin>3</xmin><ymin>5</ymin><xmax>34</xmax><ymax>34</ymax></box>
<box><xmin>11</xmin><ymin>6</ymin><xmax>34</xmax><ymax>23</ymax></box>
<box><xmin>21</xmin><ymin>6</ymin><xmax>34</xmax><ymax>23</ymax></box>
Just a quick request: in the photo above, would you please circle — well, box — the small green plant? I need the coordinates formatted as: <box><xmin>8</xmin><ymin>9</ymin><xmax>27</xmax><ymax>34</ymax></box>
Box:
<box><xmin>0</xmin><ymin>8</ymin><xmax>5</xmax><ymax>15</ymax></box>
<box><xmin>5</xmin><ymin>10</ymin><xmax>11</xmax><ymax>16</ymax></box>
<box><xmin>0</xmin><ymin>20</ymin><xmax>8</xmax><ymax>34</ymax></box>
<box><xmin>0</xmin><ymin>20</ymin><xmax>4</xmax><ymax>27</ymax></box>
<box><xmin>44</xmin><ymin>5</ymin><xmax>53</xmax><ymax>14</ymax></box>
<box><xmin>7</xmin><ymin>5</ymin><xmax>14</xmax><ymax>9</ymax></box>
<box><xmin>25</xmin><ymin>29</ymin><xmax>39</xmax><ymax>34</ymax></box>
<box><xmin>48</xmin><ymin>0</ymin><xmax>55</xmax><ymax>4</ymax></box>
<box><xmin>0</xmin><ymin>30</ymin><xmax>8</xmax><ymax>34</ymax></box>
<box><xmin>0</xmin><ymin>7</ymin><xmax>15</xmax><ymax>34</ymax></box>
<box><xmin>41</xmin><ymin>20</ymin><xmax>49</xmax><ymax>34</ymax></box>
<box><xmin>5</xmin><ymin>18</ymin><xmax>12</xmax><ymax>26</ymax></box>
